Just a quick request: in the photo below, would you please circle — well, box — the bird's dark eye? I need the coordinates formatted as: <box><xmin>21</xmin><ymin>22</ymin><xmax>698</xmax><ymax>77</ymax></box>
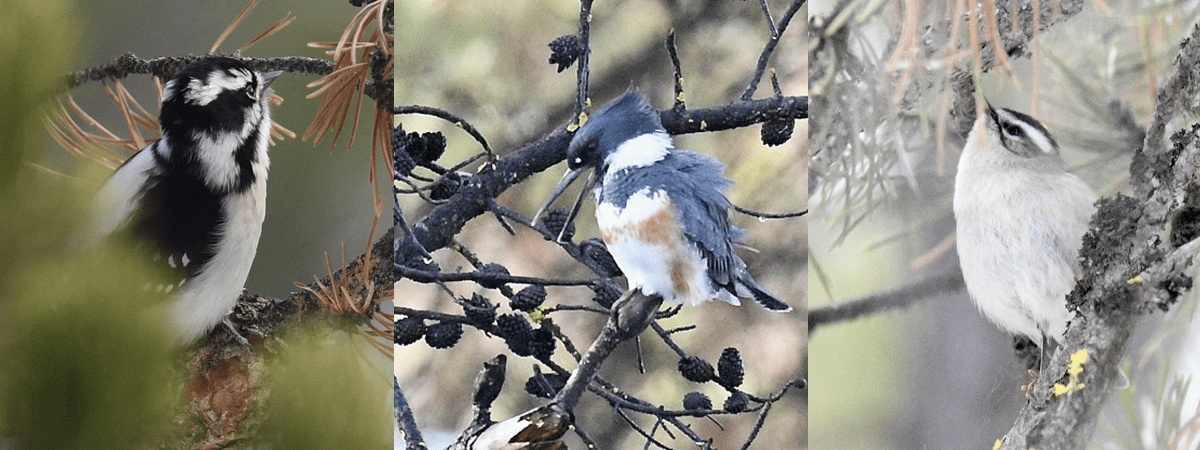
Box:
<box><xmin>1001</xmin><ymin>122</ymin><xmax>1024</xmax><ymax>138</ymax></box>
<box><xmin>567</xmin><ymin>155</ymin><xmax>591</xmax><ymax>170</ymax></box>
<box><xmin>245</xmin><ymin>85</ymin><xmax>256</xmax><ymax>100</ymax></box>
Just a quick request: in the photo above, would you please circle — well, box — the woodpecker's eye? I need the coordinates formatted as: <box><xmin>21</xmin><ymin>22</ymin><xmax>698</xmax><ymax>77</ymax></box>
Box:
<box><xmin>245</xmin><ymin>84</ymin><xmax>256</xmax><ymax>100</ymax></box>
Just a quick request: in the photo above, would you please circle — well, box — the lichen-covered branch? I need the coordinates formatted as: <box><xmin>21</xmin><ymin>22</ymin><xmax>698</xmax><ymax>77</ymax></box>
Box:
<box><xmin>1000</xmin><ymin>22</ymin><xmax>1200</xmax><ymax>450</ymax></box>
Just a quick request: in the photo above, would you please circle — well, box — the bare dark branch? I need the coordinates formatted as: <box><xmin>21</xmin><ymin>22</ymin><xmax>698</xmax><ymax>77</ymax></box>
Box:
<box><xmin>66</xmin><ymin>53</ymin><xmax>335</xmax><ymax>90</ymax></box>
<box><xmin>394</xmin><ymin>263</ymin><xmax>598</xmax><ymax>287</ymax></box>
<box><xmin>395</xmin><ymin>378</ymin><xmax>426</xmax><ymax>449</ymax></box>
<box><xmin>732</xmin><ymin>204</ymin><xmax>807</xmax><ymax>219</ymax></box>
<box><xmin>395</xmin><ymin>104</ymin><xmax>495</xmax><ymax>162</ymax></box>
<box><xmin>809</xmin><ymin>270</ymin><xmax>964</xmax><ymax>335</ymax></box>
<box><xmin>666</xmin><ymin>30</ymin><xmax>686</xmax><ymax>112</ymax></box>
<box><xmin>741</xmin><ymin>0</ymin><xmax>806</xmax><ymax>101</ymax></box>
<box><xmin>573</xmin><ymin>0</ymin><xmax>595</xmax><ymax>119</ymax></box>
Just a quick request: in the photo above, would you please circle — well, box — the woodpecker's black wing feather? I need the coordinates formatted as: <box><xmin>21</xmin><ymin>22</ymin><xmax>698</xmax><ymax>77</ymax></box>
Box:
<box><xmin>106</xmin><ymin>142</ymin><xmax>221</xmax><ymax>287</ymax></box>
<box><xmin>128</xmin><ymin>168</ymin><xmax>221</xmax><ymax>281</ymax></box>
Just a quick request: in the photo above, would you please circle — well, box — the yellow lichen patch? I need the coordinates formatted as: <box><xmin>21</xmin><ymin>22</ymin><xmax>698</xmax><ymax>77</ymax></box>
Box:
<box><xmin>1053</xmin><ymin>349</ymin><xmax>1089</xmax><ymax>397</ymax></box>
<box><xmin>528</xmin><ymin>309</ymin><xmax>545</xmax><ymax>323</ymax></box>
<box><xmin>569</xmin><ymin>111</ymin><xmax>589</xmax><ymax>132</ymax></box>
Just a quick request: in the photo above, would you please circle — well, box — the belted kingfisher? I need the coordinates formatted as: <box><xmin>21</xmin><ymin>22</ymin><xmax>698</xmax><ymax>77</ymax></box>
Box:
<box><xmin>535</xmin><ymin>91</ymin><xmax>789</xmax><ymax>312</ymax></box>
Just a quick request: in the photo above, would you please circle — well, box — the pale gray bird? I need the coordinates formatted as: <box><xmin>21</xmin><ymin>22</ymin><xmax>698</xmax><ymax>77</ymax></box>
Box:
<box><xmin>954</xmin><ymin>102</ymin><xmax>1096</xmax><ymax>357</ymax></box>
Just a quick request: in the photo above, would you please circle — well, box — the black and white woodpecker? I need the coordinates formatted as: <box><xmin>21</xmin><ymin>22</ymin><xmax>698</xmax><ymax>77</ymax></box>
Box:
<box><xmin>88</xmin><ymin>57</ymin><xmax>282</xmax><ymax>343</ymax></box>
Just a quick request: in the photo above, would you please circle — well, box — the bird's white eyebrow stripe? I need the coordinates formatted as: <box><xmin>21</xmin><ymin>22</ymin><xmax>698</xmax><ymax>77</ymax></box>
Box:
<box><xmin>1010</xmin><ymin>117</ymin><xmax>1055</xmax><ymax>154</ymax></box>
<box><xmin>995</xmin><ymin>108</ymin><xmax>1055</xmax><ymax>155</ymax></box>
<box><xmin>183</xmin><ymin>68</ymin><xmax>253</xmax><ymax>106</ymax></box>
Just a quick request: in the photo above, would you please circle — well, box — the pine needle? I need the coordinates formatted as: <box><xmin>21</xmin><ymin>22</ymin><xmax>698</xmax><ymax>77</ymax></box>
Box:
<box><xmin>241</xmin><ymin>12</ymin><xmax>295</xmax><ymax>53</ymax></box>
<box><xmin>211</xmin><ymin>0</ymin><xmax>262</xmax><ymax>53</ymax></box>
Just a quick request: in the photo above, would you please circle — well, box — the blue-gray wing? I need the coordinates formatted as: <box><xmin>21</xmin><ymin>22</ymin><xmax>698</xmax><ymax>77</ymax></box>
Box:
<box><xmin>656</xmin><ymin>151</ymin><xmax>790</xmax><ymax>311</ymax></box>
<box><xmin>655</xmin><ymin>151</ymin><xmax>738</xmax><ymax>289</ymax></box>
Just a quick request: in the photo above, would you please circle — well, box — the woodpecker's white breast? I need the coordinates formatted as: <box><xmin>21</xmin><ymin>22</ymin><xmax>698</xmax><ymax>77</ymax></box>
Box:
<box><xmin>168</xmin><ymin>113</ymin><xmax>271</xmax><ymax>342</ymax></box>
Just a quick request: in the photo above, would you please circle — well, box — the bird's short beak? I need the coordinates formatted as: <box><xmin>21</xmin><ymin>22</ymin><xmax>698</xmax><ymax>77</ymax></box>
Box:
<box><xmin>982</xmin><ymin>96</ymin><xmax>993</xmax><ymax>112</ymax></box>
<box><xmin>533</xmin><ymin>166</ymin><xmax>596</xmax><ymax>242</ymax></box>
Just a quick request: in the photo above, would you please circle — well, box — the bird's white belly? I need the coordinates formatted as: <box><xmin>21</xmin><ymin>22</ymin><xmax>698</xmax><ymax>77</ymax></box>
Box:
<box><xmin>169</xmin><ymin>181</ymin><xmax>267</xmax><ymax>342</ymax></box>
<box><xmin>954</xmin><ymin>168</ymin><xmax>1091</xmax><ymax>343</ymax></box>
<box><xmin>596</xmin><ymin>188</ymin><xmax>715</xmax><ymax>306</ymax></box>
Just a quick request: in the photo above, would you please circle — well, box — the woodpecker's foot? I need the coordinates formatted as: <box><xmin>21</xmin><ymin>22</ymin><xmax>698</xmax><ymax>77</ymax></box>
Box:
<box><xmin>222</xmin><ymin>318</ymin><xmax>253</xmax><ymax>348</ymax></box>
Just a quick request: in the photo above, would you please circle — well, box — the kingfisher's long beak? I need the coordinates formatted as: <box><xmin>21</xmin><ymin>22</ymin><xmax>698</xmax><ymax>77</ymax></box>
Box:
<box><xmin>533</xmin><ymin>166</ymin><xmax>597</xmax><ymax>242</ymax></box>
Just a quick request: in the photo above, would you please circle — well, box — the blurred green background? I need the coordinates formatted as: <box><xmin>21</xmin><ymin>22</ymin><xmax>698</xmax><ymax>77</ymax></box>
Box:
<box><xmin>1</xmin><ymin>0</ymin><xmax>392</xmax><ymax>448</ymax></box>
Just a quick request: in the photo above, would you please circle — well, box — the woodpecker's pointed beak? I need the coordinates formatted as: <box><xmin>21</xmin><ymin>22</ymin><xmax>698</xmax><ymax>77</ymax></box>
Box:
<box><xmin>262</xmin><ymin>71</ymin><xmax>283</xmax><ymax>87</ymax></box>
<box><xmin>261</xmin><ymin>71</ymin><xmax>283</xmax><ymax>98</ymax></box>
<box><xmin>533</xmin><ymin>166</ymin><xmax>597</xmax><ymax>242</ymax></box>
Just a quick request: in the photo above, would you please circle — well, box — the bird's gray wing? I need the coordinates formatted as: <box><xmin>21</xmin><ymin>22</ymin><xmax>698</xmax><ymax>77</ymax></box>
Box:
<box><xmin>657</xmin><ymin>151</ymin><xmax>739</xmax><ymax>290</ymax></box>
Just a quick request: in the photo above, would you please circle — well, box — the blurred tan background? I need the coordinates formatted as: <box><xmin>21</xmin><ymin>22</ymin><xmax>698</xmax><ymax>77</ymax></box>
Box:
<box><xmin>395</xmin><ymin>0</ymin><xmax>806</xmax><ymax>448</ymax></box>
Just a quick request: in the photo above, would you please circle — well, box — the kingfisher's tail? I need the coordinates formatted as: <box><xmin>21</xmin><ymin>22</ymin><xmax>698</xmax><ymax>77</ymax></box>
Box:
<box><xmin>735</xmin><ymin>273</ymin><xmax>790</xmax><ymax>312</ymax></box>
